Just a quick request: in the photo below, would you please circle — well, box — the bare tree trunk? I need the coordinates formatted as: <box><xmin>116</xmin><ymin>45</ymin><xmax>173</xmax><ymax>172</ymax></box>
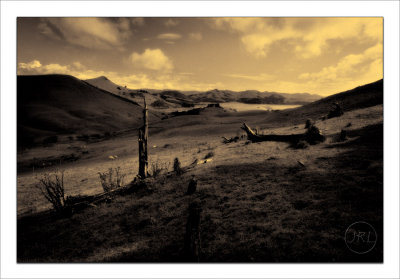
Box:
<box><xmin>138</xmin><ymin>98</ymin><xmax>148</xmax><ymax>178</ymax></box>
<box><xmin>241</xmin><ymin>123</ymin><xmax>325</xmax><ymax>144</ymax></box>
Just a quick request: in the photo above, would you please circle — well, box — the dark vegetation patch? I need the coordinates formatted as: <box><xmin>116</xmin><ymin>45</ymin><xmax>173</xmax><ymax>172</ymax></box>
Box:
<box><xmin>168</xmin><ymin>108</ymin><xmax>202</xmax><ymax>117</ymax></box>
<box><xmin>150</xmin><ymin>99</ymin><xmax>169</xmax><ymax>108</ymax></box>
<box><xmin>238</xmin><ymin>94</ymin><xmax>285</xmax><ymax>104</ymax></box>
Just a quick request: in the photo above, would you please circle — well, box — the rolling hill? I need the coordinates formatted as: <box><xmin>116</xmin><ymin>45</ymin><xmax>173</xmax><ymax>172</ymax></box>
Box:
<box><xmin>85</xmin><ymin>76</ymin><xmax>130</xmax><ymax>95</ymax></box>
<box><xmin>17</xmin><ymin>75</ymin><xmax>145</xmax><ymax>147</ymax></box>
<box><xmin>255</xmin><ymin>79</ymin><xmax>383</xmax><ymax>127</ymax></box>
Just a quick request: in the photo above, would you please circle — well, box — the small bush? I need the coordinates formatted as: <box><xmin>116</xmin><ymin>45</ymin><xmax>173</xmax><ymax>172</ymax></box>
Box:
<box><xmin>151</xmin><ymin>100</ymin><xmax>168</xmax><ymax>108</ymax></box>
<box><xmin>150</xmin><ymin>161</ymin><xmax>170</xmax><ymax>178</ymax></box>
<box><xmin>204</xmin><ymin>152</ymin><xmax>214</xmax><ymax>159</ymax></box>
<box><xmin>36</xmin><ymin>170</ymin><xmax>66</xmax><ymax>213</ymax></box>
<box><xmin>98</xmin><ymin>167</ymin><xmax>126</xmax><ymax>193</ymax></box>
<box><xmin>173</xmin><ymin>157</ymin><xmax>183</xmax><ymax>175</ymax></box>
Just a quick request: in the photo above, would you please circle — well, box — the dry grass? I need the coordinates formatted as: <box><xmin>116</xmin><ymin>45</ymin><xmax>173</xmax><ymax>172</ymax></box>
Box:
<box><xmin>17</xmin><ymin>105</ymin><xmax>383</xmax><ymax>262</ymax></box>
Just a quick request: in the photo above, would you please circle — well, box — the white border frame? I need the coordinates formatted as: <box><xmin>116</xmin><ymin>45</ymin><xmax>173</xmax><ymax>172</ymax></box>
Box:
<box><xmin>1</xmin><ymin>1</ymin><xmax>399</xmax><ymax>278</ymax></box>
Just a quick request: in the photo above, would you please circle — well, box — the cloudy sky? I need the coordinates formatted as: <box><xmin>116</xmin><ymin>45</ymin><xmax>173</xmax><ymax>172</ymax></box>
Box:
<box><xmin>17</xmin><ymin>17</ymin><xmax>382</xmax><ymax>96</ymax></box>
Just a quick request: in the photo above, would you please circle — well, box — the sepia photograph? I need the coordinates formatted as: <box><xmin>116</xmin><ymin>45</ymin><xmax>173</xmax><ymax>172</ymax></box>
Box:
<box><xmin>14</xmin><ymin>16</ymin><xmax>386</xmax><ymax>264</ymax></box>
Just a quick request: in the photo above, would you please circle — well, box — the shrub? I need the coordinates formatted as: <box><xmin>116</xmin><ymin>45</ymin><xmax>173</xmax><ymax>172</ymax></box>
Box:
<box><xmin>150</xmin><ymin>161</ymin><xmax>170</xmax><ymax>178</ymax></box>
<box><xmin>98</xmin><ymin>167</ymin><xmax>126</xmax><ymax>193</ymax></box>
<box><xmin>151</xmin><ymin>100</ymin><xmax>168</xmax><ymax>108</ymax></box>
<box><xmin>204</xmin><ymin>152</ymin><xmax>214</xmax><ymax>159</ymax></box>
<box><xmin>36</xmin><ymin>170</ymin><xmax>66</xmax><ymax>213</ymax></box>
<box><xmin>173</xmin><ymin>157</ymin><xmax>183</xmax><ymax>175</ymax></box>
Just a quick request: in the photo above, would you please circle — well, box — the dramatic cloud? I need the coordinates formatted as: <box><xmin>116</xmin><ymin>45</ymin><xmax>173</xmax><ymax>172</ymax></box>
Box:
<box><xmin>129</xmin><ymin>48</ymin><xmax>173</xmax><ymax>71</ymax></box>
<box><xmin>18</xmin><ymin>18</ymin><xmax>383</xmax><ymax>95</ymax></box>
<box><xmin>17</xmin><ymin>60</ymin><xmax>105</xmax><ymax>78</ymax></box>
<box><xmin>38</xmin><ymin>18</ymin><xmax>133</xmax><ymax>50</ymax></box>
<box><xmin>157</xmin><ymin>33</ymin><xmax>182</xmax><ymax>40</ymax></box>
<box><xmin>18</xmin><ymin>60</ymin><xmax>42</xmax><ymax>70</ymax></box>
<box><xmin>212</xmin><ymin>18</ymin><xmax>382</xmax><ymax>58</ymax></box>
<box><xmin>17</xmin><ymin>60</ymin><xmax>220</xmax><ymax>91</ymax></box>
<box><xmin>298</xmin><ymin>43</ymin><xmax>382</xmax><ymax>82</ymax></box>
<box><xmin>188</xmin><ymin>32</ymin><xmax>203</xmax><ymax>41</ymax></box>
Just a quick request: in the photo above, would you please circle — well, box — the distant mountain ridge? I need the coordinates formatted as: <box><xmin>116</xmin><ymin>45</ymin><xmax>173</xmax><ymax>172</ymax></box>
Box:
<box><xmin>85</xmin><ymin>76</ymin><xmax>323</xmax><ymax>105</ymax></box>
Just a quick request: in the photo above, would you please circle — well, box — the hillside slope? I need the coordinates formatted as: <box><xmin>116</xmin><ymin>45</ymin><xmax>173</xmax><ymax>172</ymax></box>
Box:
<box><xmin>85</xmin><ymin>76</ymin><xmax>129</xmax><ymax>95</ymax></box>
<box><xmin>255</xmin><ymin>79</ymin><xmax>383</xmax><ymax>128</ymax></box>
<box><xmin>17</xmin><ymin>75</ymin><xmax>144</xmax><ymax>147</ymax></box>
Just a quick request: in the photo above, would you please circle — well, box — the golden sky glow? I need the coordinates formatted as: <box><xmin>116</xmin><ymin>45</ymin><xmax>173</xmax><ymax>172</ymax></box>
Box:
<box><xmin>17</xmin><ymin>17</ymin><xmax>382</xmax><ymax>96</ymax></box>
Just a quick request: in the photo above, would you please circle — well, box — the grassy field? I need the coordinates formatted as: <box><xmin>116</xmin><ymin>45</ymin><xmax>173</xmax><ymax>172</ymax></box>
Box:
<box><xmin>17</xmin><ymin>99</ymin><xmax>383</xmax><ymax>262</ymax></box>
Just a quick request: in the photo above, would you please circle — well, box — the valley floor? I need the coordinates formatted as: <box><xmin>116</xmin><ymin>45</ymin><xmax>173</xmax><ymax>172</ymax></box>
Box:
<box><xmin>17</xmin><ymin>105</ymin><xmax>383</xmax><ymax>262</ymax></box>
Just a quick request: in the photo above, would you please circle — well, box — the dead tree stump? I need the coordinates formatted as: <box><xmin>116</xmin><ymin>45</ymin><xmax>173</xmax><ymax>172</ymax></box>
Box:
<box><xmin>138</xmin><ymin>98</ymin><xmax>148</xmax><ymax>178</ymax></box>
<box><xmin>184</xmin><ymin>201</ymin><xmax>202</xmax><ymax>262</ymax></box>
